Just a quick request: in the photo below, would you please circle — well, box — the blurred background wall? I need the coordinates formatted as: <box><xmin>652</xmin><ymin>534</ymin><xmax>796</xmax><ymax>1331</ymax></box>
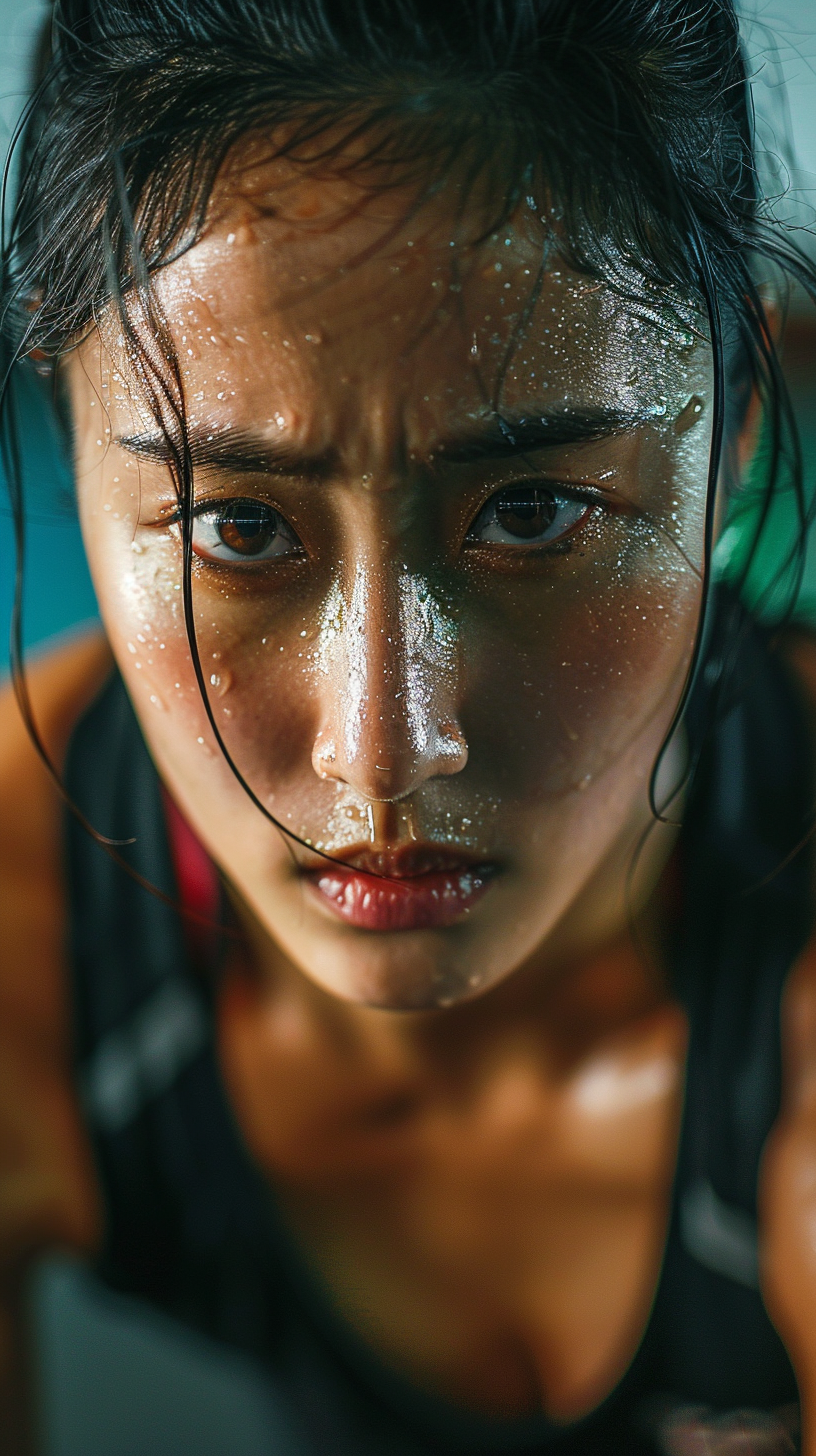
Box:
<box><xmin>0</xmin><ymin>1</ymin><xmax>97</xmax><ymax>669</ymax></box>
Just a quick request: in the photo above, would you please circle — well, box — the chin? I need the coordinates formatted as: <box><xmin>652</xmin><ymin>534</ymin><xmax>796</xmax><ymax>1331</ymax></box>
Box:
<box><xmin>331</xmin><ymin>976</ymin><xmax>479</xmax><ymax>1013</ymax></box>
<box><xmin>293</xmin><ymin>928</ymin><xmax>502</xmax><ymax>1011</ymax></box>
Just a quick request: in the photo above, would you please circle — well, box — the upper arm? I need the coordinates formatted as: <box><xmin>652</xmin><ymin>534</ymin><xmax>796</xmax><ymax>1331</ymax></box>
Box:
<box><xmin>0</xmin><ymin>635</ymin><xmax>111</xmax><ymax>1272</ymax></box>
<box><xmin>761</xmin><ymin>951</ymin><xmax>816</xmax><ymax>1446</ymax></box>
<box><xmin>761</xmin><ymin>628</ymin><xmax>816</xmax><ymax>1443</ymax></box>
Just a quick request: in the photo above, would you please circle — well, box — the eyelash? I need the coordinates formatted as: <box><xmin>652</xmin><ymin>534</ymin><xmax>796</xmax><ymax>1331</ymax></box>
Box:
<box><xmin>165</xmin><ymin>480</ymin><xmax>609</xmax><ymax>567</ymax></box>
<box><xmin>169</xmin><ymin>498</ymin><xmax>305</xmax><ymax>564</ymax></box>
<box><xmin>464</xmin><ymin>482</ymin><xmax>605</xmax><ymax>551</ymax></box>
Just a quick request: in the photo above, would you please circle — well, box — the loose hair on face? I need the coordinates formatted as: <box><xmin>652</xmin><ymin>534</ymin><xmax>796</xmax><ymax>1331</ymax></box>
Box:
<box><xmin>3</xmin><ymin>0</ymin><xmax>816</xmax><ymax>873</ymax></box>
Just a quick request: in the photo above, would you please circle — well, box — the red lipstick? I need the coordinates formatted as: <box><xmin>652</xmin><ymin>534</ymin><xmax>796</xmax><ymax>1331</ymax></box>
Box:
<box><xmin>303</xmin><ymin>847</ymin><xmax>497</xmax><ymax>932</ymax></box>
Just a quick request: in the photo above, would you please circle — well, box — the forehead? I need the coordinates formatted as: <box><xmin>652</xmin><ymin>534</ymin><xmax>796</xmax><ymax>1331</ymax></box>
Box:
<box><xmin>114</xmin><ymin>143</ymin><xmax>705</xmax><ymax>439</ymax></box>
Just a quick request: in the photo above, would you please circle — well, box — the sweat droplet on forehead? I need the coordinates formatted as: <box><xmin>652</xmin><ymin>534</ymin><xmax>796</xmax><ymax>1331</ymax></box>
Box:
<box><xmin>128</xmin><ymin>176</ymin><xmax>708</xmax><ymax>463</ymax></box>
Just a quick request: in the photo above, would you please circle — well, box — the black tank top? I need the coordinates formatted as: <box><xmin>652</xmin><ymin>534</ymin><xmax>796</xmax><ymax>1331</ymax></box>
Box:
<box><xmin>63</xmin><ymin>593</ymin><xmax>813</xmax><ymax>1454</ymax></box>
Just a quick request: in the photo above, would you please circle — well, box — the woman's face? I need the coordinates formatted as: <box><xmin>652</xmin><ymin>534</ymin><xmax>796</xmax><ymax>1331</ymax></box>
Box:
<box><xmin>69</xmin><ymin>151</ymin><xmax>712</xmax><ymax>1009</ymax></box>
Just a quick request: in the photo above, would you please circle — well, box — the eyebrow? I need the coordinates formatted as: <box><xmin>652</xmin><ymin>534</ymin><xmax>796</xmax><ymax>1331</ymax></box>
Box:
<box><xmin>432</xmin><ymin>406</ymin><xmax>648</xmax><ymax>463</ymax></box>
<box><xmin>115</xmin><ymin>427</ymin><xmax>339</xmax><ymax>480</ymax></box>
<box><xmin>115</xmin><ymin>405</ymin><xmax>648</xmax><ymax>480</ymax></box>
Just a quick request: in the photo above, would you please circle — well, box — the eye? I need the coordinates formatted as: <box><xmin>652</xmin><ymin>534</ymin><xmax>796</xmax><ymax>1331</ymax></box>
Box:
<box><xmin>190</xmin><ymin>499</ymin><xmax>304</xmax><ymax>563</ymax></box>
<box><xmin>466</xmin><ymin>483</ymin><xmax>594</xmax><ymax>548</ymax></box>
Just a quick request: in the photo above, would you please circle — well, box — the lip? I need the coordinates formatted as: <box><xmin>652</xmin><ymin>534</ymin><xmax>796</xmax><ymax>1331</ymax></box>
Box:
<box><xmin>301</xmin><ymin>844</ymin><xmax>499</xmax><ymax>932</ymax></box>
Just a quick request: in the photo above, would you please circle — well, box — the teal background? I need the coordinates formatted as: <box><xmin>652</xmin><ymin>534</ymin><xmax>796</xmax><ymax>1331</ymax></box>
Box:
<box><xmin>713</xmin><ymin>353</ymin><xmax>816</xmax><ymax>620</ymax></box>
<box><xmin>0</xmin><ymin>1</ymin><xmax>98</xmax><ymax>669</ymax></box>
<box><xmin>0</xmin><ymin>368</ymin><xmax>98</xmax><ymax>667</ymax></box>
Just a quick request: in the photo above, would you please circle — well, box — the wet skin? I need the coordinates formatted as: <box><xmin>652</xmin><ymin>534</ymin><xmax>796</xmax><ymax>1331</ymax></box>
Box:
<box><xmin>56</xmin><ymin>150</ymin><xmax>732</xmax><ymax>1421</ymax></box>
<box><xmin>70</xmin><ymin>153</ymin><xmax>712</xmax><ymax>1012</ymax></box>
<box><xmin>6</xmin><ymin>148</ymin><xmax>816</xmax><ymax>1452</ymax></box>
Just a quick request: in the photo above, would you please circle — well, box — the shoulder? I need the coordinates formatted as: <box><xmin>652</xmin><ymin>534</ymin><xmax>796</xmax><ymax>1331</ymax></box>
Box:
<box><xmin>773</xmin><ymin>625</ymin><xmax>816</xmax><ymax>1045</ymax></box>
<box><xmin>754</xmin><ymin>626</ymin><xmax>816</xmax><ymax>1393</ymax></box>
<box><xmin>778</xmin><ymin>624</ymin><xmax>816</xmax><ymax>718</ymax></box>
<box><xmin>0</xmin><ymin>631</ymin><xmax>112</xmax><ymax>1024</ymax></box>
<box><xmin>0</xmin><ymin>632</ymin><xmax>112</xmax><ymax>1267</ymax></box>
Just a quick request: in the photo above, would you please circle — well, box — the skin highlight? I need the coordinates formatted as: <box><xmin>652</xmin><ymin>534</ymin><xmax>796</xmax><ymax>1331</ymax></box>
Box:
<box><xmin>6</xmin><ymin>145</ymin><xmax>816</xmax><ymax>1441</ymax></box>
<box><xmin>69</xmin><ymin>154</ymin><xmax>712</xmax><ymax>1012</ymax></box>
<box><xmin>57</xmin><ymin>151</ymin><xmax>720</xmax><ymax>1420</ymax></box>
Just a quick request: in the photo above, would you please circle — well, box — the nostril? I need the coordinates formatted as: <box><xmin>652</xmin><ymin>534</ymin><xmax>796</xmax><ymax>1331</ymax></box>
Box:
<box><xmin>312</xmin><ymin>736</ymin><xmax>338</xmax><ymax>778</ymax></box>
<box><xmin>436</xmin><ymin>721</ymin><xmax>469</xmax><ymax>773</ymax></box>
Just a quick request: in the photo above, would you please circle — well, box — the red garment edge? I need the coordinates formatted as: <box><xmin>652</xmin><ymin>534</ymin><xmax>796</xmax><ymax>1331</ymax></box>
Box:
<box><xmin>162</xmin><ymin>788</ymin><xmax>221</xmax><ymax>961</ymax></box>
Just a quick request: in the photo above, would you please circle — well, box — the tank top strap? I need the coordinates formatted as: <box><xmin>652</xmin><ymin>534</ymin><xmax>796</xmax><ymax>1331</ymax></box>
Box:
<box><xmin>62</xmin><ymin>592</ymin><xmax>816</xmax><ymax>1439</ymax></box>
<box><xmin>674</xmin><ymin>591</ymin><xmax>814</xmax><ymax>1211</ymax></box>
<box><xmin>64</xmin><ymin>671</ymin><xmax>283</xmax><ymax>1357</ymax></box>
<box><xmin>642</xmin><ymin>591</ymin><xmax>813</xmax><ymax>1410</ymax></box>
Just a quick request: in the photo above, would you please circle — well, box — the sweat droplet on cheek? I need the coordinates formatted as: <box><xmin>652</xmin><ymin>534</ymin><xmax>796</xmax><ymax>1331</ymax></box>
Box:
<box><xmin>209</xmin><ymin>669</ymin><xmax>234</xmax><ymax>696</ymax></box>
<box><xmin>66</xmin><ymin>186</ymin><xmax>714</xmax><ymax>1012</ymax></box>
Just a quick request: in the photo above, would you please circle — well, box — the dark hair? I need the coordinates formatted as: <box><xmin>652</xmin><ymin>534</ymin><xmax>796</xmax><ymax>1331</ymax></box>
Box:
<box><xmin>3</xmin><ymin>0</ymin><xmax>816</xmax><ymax>848</ymax></box>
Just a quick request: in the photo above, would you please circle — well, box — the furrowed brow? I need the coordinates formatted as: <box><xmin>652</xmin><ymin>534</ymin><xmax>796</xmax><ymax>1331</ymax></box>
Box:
<box><xmin>116</xmin><ymin>404</ymin><xmax>648</xmax><ymax>480</ymax></box>
<box><xmin>433</xmin><ymin>406</ymin><xmax>650</xmax><ymax>464</ymax></box>
<box><xmin>115</xmin><ymin>425</ymin><xmax>338</xmax><ymax>480</ymax></box>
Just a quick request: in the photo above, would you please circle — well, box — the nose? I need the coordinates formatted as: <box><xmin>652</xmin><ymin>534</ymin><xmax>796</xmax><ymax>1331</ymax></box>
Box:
<box><xmin>312</xmin><ymin>563</ymin><xmax>468</xmax><ymax>801</ymax></box>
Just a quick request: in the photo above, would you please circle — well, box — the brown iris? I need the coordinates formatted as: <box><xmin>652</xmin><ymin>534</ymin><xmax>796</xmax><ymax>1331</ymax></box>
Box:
<box><xmin>494</xmin><ymin>486</ymin><xmax>558</xmax><ymax>540</ymax></box>
<box><xmin>216</xmin><ymin>500</ymin><xmax>279</xmax><ymax>556</ymax></box>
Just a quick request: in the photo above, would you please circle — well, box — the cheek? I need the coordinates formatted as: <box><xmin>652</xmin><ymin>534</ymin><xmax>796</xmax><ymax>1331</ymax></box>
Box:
<box><xmin>460</xmin><ymin>425</ymin><xmax>709</xmax><ymax>802</ymax></box>
<box><xmin>461</xmin><ymin>516</ymin><xmax>702</xmax><ymax>802</ymax></box>
<box><xmin>84</xmin><ymin>514</ymin><xmax>323</xmax><ymax>789</ymax></box>
<box><xmin>84</xmin><ymin>517</ymin><xmax>192</xmax><ymax>704</ymax></box>
<box><xmin>80</xmin><ymin>428</ymin><xmax>706</xmax><ymax>863</ymax></box>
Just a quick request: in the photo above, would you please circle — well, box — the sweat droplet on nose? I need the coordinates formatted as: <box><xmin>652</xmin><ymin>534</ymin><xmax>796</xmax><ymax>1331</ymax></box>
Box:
<box><xmin>315</xmin><ymin>740</ymin><xmax>337</xmax><ymax>773</ymax></box>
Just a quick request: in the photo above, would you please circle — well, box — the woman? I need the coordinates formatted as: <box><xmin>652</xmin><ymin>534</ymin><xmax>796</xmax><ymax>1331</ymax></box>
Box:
<box><xmin>2</xmin><ymin>0</ymin><xmax>816</xmax><ymax>1451</ymax></box>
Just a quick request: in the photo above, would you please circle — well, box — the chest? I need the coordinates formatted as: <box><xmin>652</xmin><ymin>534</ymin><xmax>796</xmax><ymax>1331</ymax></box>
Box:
<box><xmin>217</xmin><ymin>975</ymin><xmax>688</xmax><ymax>1417</ymax></box>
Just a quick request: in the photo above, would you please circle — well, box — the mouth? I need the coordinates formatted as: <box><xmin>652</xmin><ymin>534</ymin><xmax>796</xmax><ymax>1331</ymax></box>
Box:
<box><xmin>301</xmin><ymin>844</ymin><xmax>499</xmax><ymax>932</ymax></box>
